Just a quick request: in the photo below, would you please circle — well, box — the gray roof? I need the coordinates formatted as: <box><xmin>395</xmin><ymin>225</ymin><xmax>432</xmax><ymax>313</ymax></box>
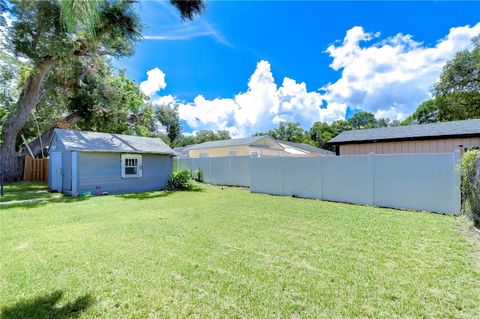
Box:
<box><xmin>329</xmin><ymin>119</ymin><xmax>480</xmax><ymax>144</ymax></box>
<box><xmin>52</xmin><ymin>129</ymin><xmax>175</xmax><ymax>155</ymax></box>
<box><xmin>185</xmin><ymin>136</ymin><xmax>270</xmax><ymax>150</ymax></box>
<box><xmin>276</xmin><ymin>140</ymin><xmax>335</xmax><ymax>156</ymax></box>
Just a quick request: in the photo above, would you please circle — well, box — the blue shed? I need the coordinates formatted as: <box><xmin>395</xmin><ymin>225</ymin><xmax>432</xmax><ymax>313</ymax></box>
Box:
<box><xmin>48</xmin><ymin>129</ymin><xmax>175</xmax><ymax>196</ymax></box>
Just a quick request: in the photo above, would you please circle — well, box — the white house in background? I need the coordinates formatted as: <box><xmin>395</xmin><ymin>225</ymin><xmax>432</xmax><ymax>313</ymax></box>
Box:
<box><xmin>183</xmin><ymin>136</ymin><xmax>334</xmax><ymax>158</ymax></box>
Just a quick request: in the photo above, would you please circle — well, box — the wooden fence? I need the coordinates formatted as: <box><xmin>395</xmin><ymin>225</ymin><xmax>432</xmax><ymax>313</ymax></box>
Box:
<box><xmin>23</xmin><ymin>156</ymin><xmax>49</xmax><ymax>183</ymax></box>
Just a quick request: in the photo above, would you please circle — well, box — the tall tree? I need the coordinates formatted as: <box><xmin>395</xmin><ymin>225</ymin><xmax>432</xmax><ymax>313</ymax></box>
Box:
<box><xmin>255</xmin><ymin>121</ymin><xmax>311</xmax><ymax>144</ymax></box>
<box><xmin>156</xmin><ymin>103</ymin><xmax>181</xmax><ymax>146</ymax></box>
<box><xmin>434</xmin><ymin>37</ymin><xmax>480</xmax><ymax>121</ymax></box>
<box><xmin>0</xmin><ymin>0</ymin><xmax>204</xmax><ymax>181</ymax></box>
<box><xmin>402</xmin><ymin>99</ymin><xmax>439</xmax><ymax>125</ymax></box>
<box><xmin>309</xmin><ymin>122</ymin><xmax>338</xmax><ymax>149</ymax></box>
<box><xmin>348</xmin><ymin>111</ymin><xmax>378</xmax><ymax>129</ymax></box>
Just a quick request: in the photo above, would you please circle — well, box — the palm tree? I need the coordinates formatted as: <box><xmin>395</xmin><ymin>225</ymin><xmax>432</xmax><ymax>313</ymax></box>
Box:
<box><xmin>59</xmin><ymin>0</ymin><xmax>101</xmax><ymax>38</ymax></box>
<box><xmin>59</xmin><ymin>0</ymin><xmax>206</xmax><ymax>37</ymax></box>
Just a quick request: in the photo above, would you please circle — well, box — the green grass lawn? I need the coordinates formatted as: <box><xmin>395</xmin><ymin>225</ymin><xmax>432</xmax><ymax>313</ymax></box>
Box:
<box><xmin>0</xmin><ymin>183</ymin><xmax>62</xmax><ymax>203</ymax></box>
<box><xmin>1</xmin><ymin>184</ymin><xmax>479</xmax><ymax>318</ymax></box>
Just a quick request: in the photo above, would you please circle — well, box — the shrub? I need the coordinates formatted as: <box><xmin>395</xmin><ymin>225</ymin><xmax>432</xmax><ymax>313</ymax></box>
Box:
<box><xmin>168</xmin><ymin>170</ymin><xmax>193</xmax><ymax>190</ymax></box>
<box><xmin>461</xmin><ymin>149</ymin><xmax>480</xmax><ymax>227</ymax></box>
<box><xmin>193</xmin><ymin>168</ymin><xmax>204</xmax><ymax>183</ymax></box>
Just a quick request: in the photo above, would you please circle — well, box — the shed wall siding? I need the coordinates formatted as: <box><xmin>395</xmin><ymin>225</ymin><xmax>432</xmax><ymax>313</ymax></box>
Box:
<box><xmin>339</xmin><ymin>137</ymin><xmax>480</xmax><ymax>155</ymax></box>
<box><xmin>49</xmin><ymin>134</ymin><xmax>71</xmax><ymax>192</ymax></box>
<box><xmin>62</xmin><ymin>150</ymin><xmax>72</xmax><ymax>192</ymax></box>
<box><xmin>77</xmin><ymin>152</ymin><xmax>172</xmax><ymax>194</ymax></box>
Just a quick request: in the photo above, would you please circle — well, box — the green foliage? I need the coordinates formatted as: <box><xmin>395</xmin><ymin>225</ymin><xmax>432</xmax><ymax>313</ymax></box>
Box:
<box><xmin>156</xmin><ymin>103</ymin><xmax>181</xmax><ymax>146</ymax></box>
<box><xmin>255</xmin><ymin>121</ymin><xmax>314</xmax><ymax>145</ymax></box>
<box><xmin>309</xmin><ymin>121</ymin><xmax>339</xmax><ymax>149</ymax></box>
<box><xmin>167</xmin><ymin>170</ymin><xmax>193</xmax><ymax>190</ymax></box>
<box><xmin>170</xmin><ymin>0</ymin><xmax>205</xmax><ymax>20</ymax></box>
<box><xmin>402</xmin><ymin>99</ymin><xmax>439</xmax><ymax>125</ymax></box>
<box><xmin>308</xmin><ymin>112</ymin><xmax>402</xmax><ymax>150</ymax></box>
<box><xmin>261</xmin><ymin>122</ymin><xmax>309</xmax><ymax>143</ymax></box>
<box><xmin>460</xmin><ymin>149</ymin><xmax>480</xmax><ymax>226</ymax></box>
<box><xmin>174</xmin><ymin>130</ymin><xmax>231</xmax><ymax>147</ymax></box>
<box><xmin>434</xmin><ymin>36</ymin><xmax>480</xmax><ymax>121</ymax></box>
<box><xmin>348</xmin><ymin>111</ymin><xmax>378</xmax><ymax>129</ymax></box>
<box><xmin>194</xmin><ymin>129</ymin><xmax>231</xmax><ymax>143</ymax></box>
<box><xmin>59</xmin><ymin>0</ymin><xmax>101</xmax><ymax>39</ymax></box>
<box><xmin>193</xmin><ymin>168</ymin><xmax>204</xmax><ymax>183</ymax></box>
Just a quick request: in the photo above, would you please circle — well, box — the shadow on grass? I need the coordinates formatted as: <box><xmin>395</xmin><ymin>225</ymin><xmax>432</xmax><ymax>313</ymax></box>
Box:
<box><xmin>0</xmin><ymin>291</ymin><xmax>94</xmax><ymax>319</ymax></box>
<box><xmin>0</xmin><ymin>196</ymin><xmax>89</xmax><ymax>210</ymax></box>
<box><xmin>119</xmin><ymin>185</ymin><xmax>205</xmax><ymax>200</ymax></box>
<box><xmin>2</xmin><ymin>182</ymin><xmax>48</xmax><ymax>193</ymax></box>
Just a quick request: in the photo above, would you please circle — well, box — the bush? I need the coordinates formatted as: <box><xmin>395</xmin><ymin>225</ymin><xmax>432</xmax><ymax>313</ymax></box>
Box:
<box><xmin>193</xmin><ymin>168</ymin><xmax>204</xmax><ymax>183</ymax></box>
<box><xmin>461</xmin><ymin>149</ymin><xmax>480</xmax><ymax>227</ymax></box>
<box><xmin>168</xmin><ymin>170</ymin><xmax>193</xmax><ymax>190</ymax></box>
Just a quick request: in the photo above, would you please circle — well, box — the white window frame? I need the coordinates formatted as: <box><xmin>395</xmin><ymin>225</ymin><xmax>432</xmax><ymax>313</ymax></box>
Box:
<box><xmin>121</xmin><ymin>154</ymin><xmax>142</xmax><ymax>178</ymax></box>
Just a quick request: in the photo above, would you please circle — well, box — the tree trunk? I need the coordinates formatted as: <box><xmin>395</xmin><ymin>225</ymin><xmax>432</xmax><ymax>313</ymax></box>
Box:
<box><xmin>0</xmin><ymin>59</ymin><xmax>56</xmax><ymax>181</ymax></box>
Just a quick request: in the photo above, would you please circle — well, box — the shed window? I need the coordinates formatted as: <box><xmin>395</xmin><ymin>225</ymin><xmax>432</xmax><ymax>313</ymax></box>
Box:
<box><xmin>228</xmin><ymin>150</ymin><xmax>237</xmax><ymax>156</ymax></box>
<box><xmin>121</xmin><ymin>154</ymin><xmax>142</xmax><ymax>178</ymax></box>
<box><xmin>199</xmin><ymin>152</ymin><xmax>208</xmax><ymax>158</ymax></box>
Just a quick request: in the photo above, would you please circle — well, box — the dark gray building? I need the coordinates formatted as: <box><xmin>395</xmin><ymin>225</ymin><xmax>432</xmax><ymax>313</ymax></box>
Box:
<box><xmin>48</xmin><ymin>129</ymin><xmax>175</xmax><ymax>196</ymax></box>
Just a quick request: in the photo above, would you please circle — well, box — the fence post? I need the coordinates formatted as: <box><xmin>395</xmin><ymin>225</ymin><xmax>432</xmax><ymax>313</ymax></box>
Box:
<box><xmin>369</xmin><ymin>153</ymin><xmax>375</xmax><ymax>206</ymax></box>
<box><xmin>453</xmin><ymin>150</ymin><xmax>461</xmax><ymax>215</ymax></box>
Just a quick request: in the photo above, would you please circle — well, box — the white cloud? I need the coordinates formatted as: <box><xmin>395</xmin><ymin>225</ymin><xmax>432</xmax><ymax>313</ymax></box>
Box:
<box><xmin>139</xmin><ymin>68</ymin><xmax>167</xmax><ymax>97</ymax></box>
<box><xmin>146</xmin><ymin>23</ymin><xmax>480</xmax><ymax>137</ymax></box>
<box><xmin>177</xmin><ymin>60</ymin><xmax>342</xmax><ymax>137</ymax></box>
<box><xmin>152</xmin><ymin>94</ymin><xmax>176</xmax><ymax>106</ymax></box>
<box><xmin>322</xmin><ymin>23</ymin><xmax>480</xmax><ymax>120</ymax></box>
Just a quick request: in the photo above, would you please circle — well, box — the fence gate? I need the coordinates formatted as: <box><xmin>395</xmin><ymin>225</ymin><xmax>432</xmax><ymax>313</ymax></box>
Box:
<box><xmin>23</xmin><ymin>156</ymin><xmax>49</xmax><ymax>183</ymax></box>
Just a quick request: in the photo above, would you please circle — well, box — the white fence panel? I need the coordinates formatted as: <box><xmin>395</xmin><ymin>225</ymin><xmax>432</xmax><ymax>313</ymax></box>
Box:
<box><xmin>373</xmin><ymin>152</ymin><xmax>460</xmax><ymax>214</ymax></box>
<box><xmin>228</xmin><ymin>157</ymin><xmax>250</xmax><ymax>187</ymax></box>
<box><xmin>193</xmin><ymin>158</ymin><xmax>210</xmax><ymax>181</ymax></box>
<box><xmin>249</xmin><ymin>152</ymin><xmax>460</xmax><ymax>215</ymax></box>
<box><xmin>322</xmin><ymin>155</ymin><xmax>374</xmax><ymax>205</ymax></box>
<box><xmin>177</xmin><ymin>158</ymin><xmax>192</xmax><ymax>172</ymax></box>
<box><xmin>208</xmin><ymin>157</ymin><xmax>229</xmax><ymax>185</ymax></box>
<box><xmin>174</xmin><ymin>156</ymin><xmax>251</xmax><ymax>187</ymax></box>
<box><xmin>282</xmin><ymin>157</ymin><xmax>322</xmax><ymax>199</ymax></box>
<box><xmin>177</xmin><ymin>152</ymin><xmax>461</xmax><ymax>214</ymax></box>
<box><xmin>249</xmin><ymin>157</ymin><xmax>283</xmax><ymax>195</ymax></box>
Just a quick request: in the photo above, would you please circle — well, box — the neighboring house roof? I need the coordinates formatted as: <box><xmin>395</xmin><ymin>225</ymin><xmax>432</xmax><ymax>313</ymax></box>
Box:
<box><xmin>329</xmin><ymin>119</ymin><xmax>480</xmax><ymax>144</ymax></box>
<box><xmin>277</xmin><ymin>140</ymin><xmax>335</xmax><ymax>156</ymax></box>
<box><xmin>185</xmin><ymin>136</ymin><xmax>271</xmax><ymax>150</ymax></box>
<box><xmin>51</xmin><ymin>129</ymin><xmax>175</xmax><ymax>155</ymax></box>
<box><xmin>173</xmin><ymin>146</ymin><xmax>190</xmax><ymax>157</ymax></box>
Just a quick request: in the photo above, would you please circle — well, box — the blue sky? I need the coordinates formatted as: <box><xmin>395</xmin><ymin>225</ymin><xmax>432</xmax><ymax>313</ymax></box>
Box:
<box><xmin>117</xmin><ymin>1</ymin><xmax>480</xmax><ymax>137</ymax></box>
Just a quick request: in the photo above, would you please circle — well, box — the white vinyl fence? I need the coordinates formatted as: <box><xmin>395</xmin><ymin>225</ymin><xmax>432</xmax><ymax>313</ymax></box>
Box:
<box><xmin>175</xmin><ymin>156</ymin><xmax>250</xmax><ymax>187</ymax></box>
<box><xmin>250</xmin><ymin>152</ymin><xmax>461</xmax><ymax>215</ymax></box>
<box><xmin>175</xmin><ymin>152</ymin><xmax>461</xmax><ymax>215</ymax></box>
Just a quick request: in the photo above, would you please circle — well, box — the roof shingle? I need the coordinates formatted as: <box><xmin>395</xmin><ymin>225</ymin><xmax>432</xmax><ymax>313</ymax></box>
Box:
<box><xmin>329</xmin><ymin>119</ymin><xmax>480</xmax><ymax>144</ymax></box>
<box><xmin>185</xmin><ymin>136</ymin><xmax>270</xmax><ymax>150</ymax></box>
<box><xmin>52</xmin><ymin>129</ymin><xmax>175</xmax><ymax>155</ymax></box>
